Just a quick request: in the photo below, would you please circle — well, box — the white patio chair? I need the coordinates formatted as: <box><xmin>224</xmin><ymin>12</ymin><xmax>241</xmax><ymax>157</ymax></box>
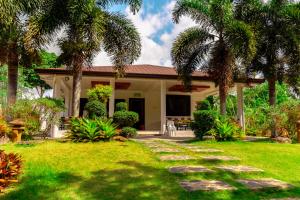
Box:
<box><xmin>166</xmin><ymin>120</ymin><xmax>177</xmax><ymax>137</ymax></box>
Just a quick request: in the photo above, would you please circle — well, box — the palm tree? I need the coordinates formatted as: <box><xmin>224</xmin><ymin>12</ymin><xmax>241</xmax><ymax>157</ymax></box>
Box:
<box><xmin>235</xmin><ymin>0</ymin><xmax>300</xmax><ymax>106</ymax></box>
<box><xmin>171</xmin><ymin>0</ymin><xmax>256</xmax><ymax>115</ymax></box>
<box><xmin>25</xmin><ymin>0</ymin><xmax>142</xmax><ymax>117</ymax></box>
<box><xmin>0</xmin><ymin>0</ymin><xmax>42</xmax><ymax>105</ymax></box>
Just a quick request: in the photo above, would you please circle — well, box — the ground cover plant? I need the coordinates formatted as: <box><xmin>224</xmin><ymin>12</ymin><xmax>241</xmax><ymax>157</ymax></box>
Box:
<box><xmin>0</xmin><ymin>140</ymin><xmax>299</xmax><ymax>199</ymax></box>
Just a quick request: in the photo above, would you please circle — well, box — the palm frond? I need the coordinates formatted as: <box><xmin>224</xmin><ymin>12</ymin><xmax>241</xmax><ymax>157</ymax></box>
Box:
<box><xmin>171</xmin><ymin>27</ymin><xmax>214</xmax><ymax>87</ymax></box>
<box><xmin>96</xmin><ymin>0</ymin><xmax>142</xmax><ymax>14</ymax></box>
<box><xmin>172</xmin><ymin>0</ymin><xmax>212</xmax><ymax>29</ymax></box>
<box><xmin>102</xmin><ymin>12</ymin><xmax>141</xmax><ymax>75</ymax></box>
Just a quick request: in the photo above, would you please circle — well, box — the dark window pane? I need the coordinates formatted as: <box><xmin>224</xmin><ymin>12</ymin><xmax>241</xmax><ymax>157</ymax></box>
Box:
<box><xmin>166</xmin><ymin>95</ymin><xmax>191</xmax><ymax>116</ymax></box>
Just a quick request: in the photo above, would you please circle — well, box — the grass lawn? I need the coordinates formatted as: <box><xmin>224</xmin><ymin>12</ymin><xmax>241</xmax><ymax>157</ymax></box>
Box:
<box><xmin>0</xmin><ymin>140</ymin><xmax>300</xmax><ymax>200</ymax></box>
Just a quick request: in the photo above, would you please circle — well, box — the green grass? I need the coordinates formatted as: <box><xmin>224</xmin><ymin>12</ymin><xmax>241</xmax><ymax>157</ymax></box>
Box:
<box><xmin>0</xmin><ymin>140</ymin><xmax>300</xmax><ymax>200</ymax></box>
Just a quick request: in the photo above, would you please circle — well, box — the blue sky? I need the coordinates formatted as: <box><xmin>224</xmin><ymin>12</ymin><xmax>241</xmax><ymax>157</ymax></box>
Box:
<box><xmin>47</xmin><ymin>0</ymin><xmax>196</xmax><ymax>66</ymax></box>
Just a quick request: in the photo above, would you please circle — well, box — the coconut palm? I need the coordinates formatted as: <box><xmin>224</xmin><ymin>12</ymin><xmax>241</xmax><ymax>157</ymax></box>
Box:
<box><xmin>0</xmin><ymin>0</ymin><xmax>42</xmax><ymax>105</ymax></box>
<box><xmin>171</xmin><ymin>0</ymin><xmax>256</xmax><ymax>115</ymax></box>
<box><xmin>25</xmin><ymin>0</ymin><xmax>142</xmax><ymax>116</ymax></box>
<box><xmin>235</xmin><ymin>0</ymin><xmax>300</xmax><ymax>106</ymax></box>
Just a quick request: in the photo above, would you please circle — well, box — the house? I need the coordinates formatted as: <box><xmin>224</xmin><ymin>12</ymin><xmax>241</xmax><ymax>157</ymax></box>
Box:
<box><xmin>36</xmin><ymin>64</ymin><xmax>264</xmax><ymax>138</ymax></box>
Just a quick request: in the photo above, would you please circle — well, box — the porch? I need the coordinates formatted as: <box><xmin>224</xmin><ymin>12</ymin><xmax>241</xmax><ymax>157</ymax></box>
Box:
<box><xmin>37</xmin><ymin>65</ymin><xmax>259</xmax><ymax>138</ymax></box>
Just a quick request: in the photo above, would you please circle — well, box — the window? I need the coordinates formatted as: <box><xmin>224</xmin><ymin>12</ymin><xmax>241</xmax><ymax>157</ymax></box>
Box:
<box><xmin>166</xmin><ymin>95</ymin><xmax>191</xmax><ymax>116</ymax></box>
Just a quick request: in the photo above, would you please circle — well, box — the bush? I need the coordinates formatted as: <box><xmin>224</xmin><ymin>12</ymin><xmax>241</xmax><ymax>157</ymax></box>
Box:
<box><xmin>115</xmin><ymin>102</ymin><xmax>127</xmax><ymax>111</ymax></box>
<box><xmin>0</xmin><ymin>118</ymin><xmax>11</xmax><ymax>138</ymax></box>
<box><xmin>4</xmin><ymin>98</ymin><xmax>65</xmax><ymax>139</ymax></box>
<box><xmin>113</xmin><ymin>111</ymin><xmax>139</xmax><ymax>128</ymax></box>
<box><xmin>87</xmin><ymin>85</ymin><xmax>112</xmax><ymax>103</ymax></box>
<box><xmin>121</xmin><ymin>127</ymin><xmax>137</xmax><ymax>138</ymax></box>
<box><xmin>191</xmin><ymin>110</ymin><xmax>217</xmax><ymax>140</ymax></box>
<box><xmin>208</xmin><ymin>118</ymin><xmax>241</xmax><ymax>141</ymax></box>
<box><xmin>85</xmin><ymin>100</ymin><xmax>107</xmax><ymax>119</ymax></box>
<box><xmin>0</xmin><ymin>150</ymin><xmax>22</xmax><ymax>191</ymax></box>
<box><xmin>67</xmin><ymin>118</ymin><xmax>117</xmax><ymax>142</ymax></box>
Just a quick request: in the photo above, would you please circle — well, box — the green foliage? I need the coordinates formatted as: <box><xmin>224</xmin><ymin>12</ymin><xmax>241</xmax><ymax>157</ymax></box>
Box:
<box><xmin>115</xmin><ymin>102</ymin><xmax>127</xmax><ymax>111</ymax></box>
<box><xmin>87</xmin><ymin>85</ymin><xmax>112</xmax><ymax>103</ymax></box>
<box><xmin>0</xmin><ymin>118</ymin><xmax>11</xmax><ymax>138</ymax></box>
<box><xmin>191</xmin><ymin>110</ymin><xmax>217</xmax><ymax>140</ymax></box>
<box><xmin>22</xmin><ymin>51</ymin><xmax>60</xmax><ymax>97</ymax></box>
<box><xmin>0</xmin><ymin>150</ymin><xmax>22</xmax><ymax>191</ymax></box>
<box><xmin>5</xmin><ymin>98</ymin><xmax>65</xmax><ymax>139</ymax></box>
<box><xmin>113</xmin><ymin>111</ymin><xmax>139</xmax><ymax>128</ymax></box>
<box><xmin>68</xmin><ymin>118</ymin><xmax>117</xmax><ymax>142</ymax></box>
<box><xmin>121</xmin><ymin>127</ymin><xmax>137</xmax><ymax>138</ymax></box>
<box><xmin>84</xmin><ymin>100</ymin><xmax>107</xmax><ymax>119</ymax></box>
<box><xmin>208</xmin><ymin>118</ymin><xmax>242</xmax><ymax>141</ymax></box>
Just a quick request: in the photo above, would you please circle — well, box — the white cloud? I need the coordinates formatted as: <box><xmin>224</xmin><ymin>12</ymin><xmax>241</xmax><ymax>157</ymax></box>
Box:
<box><xmin>47</xmin><ymin>1</ymin><xmax>197</xmax><ymax>67</ymax></box>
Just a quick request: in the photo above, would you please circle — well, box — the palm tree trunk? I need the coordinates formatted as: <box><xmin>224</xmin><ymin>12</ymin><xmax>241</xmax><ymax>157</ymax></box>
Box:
<box><xmin>7</xmin><ymin>44</ymin><xmax>18</xmax><ymax>105</ymax></box>
<box><xmin>268</xmin><ymin>77</ymin><xmax>277</xmax><ymax>137</ymax></box>
<box><xmin>268</xmin><ymin>77</ymin><xmax>276</xmax><ymax>106</ymax></box>
<box><xmin>219</xmin><ymin>82</ymin><xmax>227</xmax><ymax>115</ymax></box>
<box><xmin>71</xmin><ymin>67</ymin><xmax>82</xmax><ymax>117</ymax></box>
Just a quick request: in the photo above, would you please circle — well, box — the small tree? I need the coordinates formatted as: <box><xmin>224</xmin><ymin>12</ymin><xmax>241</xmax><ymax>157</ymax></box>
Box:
<box><xmin>113</xmin><ymin>102</ymin><xmax>139</xmax><ymax>128</ymax></box>
<box><xmin>85</xmin><ymin>85</ymin><xmax>112</xmax><ymax>119</ymax></box>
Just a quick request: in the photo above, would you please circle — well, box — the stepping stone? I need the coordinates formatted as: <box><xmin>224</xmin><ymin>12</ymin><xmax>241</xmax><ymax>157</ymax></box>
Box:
<box><xmin>180</xmin><ymin>180</ymin><xmax>236</xmax><ymax>191</ymax></box>
<box><xmin>147</xmin><ymin>144</ymin><xmax>168</xmax><ymax>148</ymax></box>
<box><xmin>152</xmin><ymin>148</ymin><xmax>181</xmax><ymax>153</ymax></box>
<box><xmin>202</xmin><ymin>156</ymin><xmax>240</xmax><ymax>161</ymax></box>
<box><xmin>191</xmin><ymin>148</ymin><xmax>223</xmax><ymax>153</ymax></box>
<box><xmin>237</xmin><ymin>179</ymin><xmax>293</xmax><ymax>190</ymax></box>
<box><xmin>159</xmin><ymin>155</ymin><xmax>196</xmax><ymax>161</ymax></box>
<box><xmin>169</xmin><ymin>166</ymin><xmax>214</xmax><ymax>173</ymax></box>
<box><xmin>216</xmin><ymin>165</ymin><xmax>264</xmax><ymax>173</ymax></box>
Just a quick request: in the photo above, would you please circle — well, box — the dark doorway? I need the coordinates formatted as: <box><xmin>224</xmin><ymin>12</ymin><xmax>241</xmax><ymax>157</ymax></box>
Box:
<box><xmin>129</xmin><ymin>98</ymin><xmax>145</xmax><ymax>130</ymax></box>
<box><xmin>79</xmin><ymin>98</ymin><xmax>88</xmax><ymax>117</ymax></box>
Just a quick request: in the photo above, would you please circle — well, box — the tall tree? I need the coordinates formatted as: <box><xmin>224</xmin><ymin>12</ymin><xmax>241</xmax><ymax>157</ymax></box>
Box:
<box><xmin>171</xmin><ymin>0</ymin><xmax>256</xmax><ymax>115</ymax></box>
<box><xmin>25</xmin><ymin>0</ymin><xmax>142</xmax><ymax>116</ymax></box>
<box><xmin>235</xmin><ymin>0</ymin><xmax>300</xmax><ymax>106</ymax></box>
<box><xmin>0</xmin><ymin>0</ymin><xmax>42</xmax><ymax>105</ymax></box>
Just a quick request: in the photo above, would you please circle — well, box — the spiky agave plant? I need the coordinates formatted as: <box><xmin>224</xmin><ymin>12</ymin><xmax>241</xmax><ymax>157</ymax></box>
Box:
<box><xmin>171</xmin><ymin>0</ymin><xmax>256</xmax><ymax>115</ymax></box>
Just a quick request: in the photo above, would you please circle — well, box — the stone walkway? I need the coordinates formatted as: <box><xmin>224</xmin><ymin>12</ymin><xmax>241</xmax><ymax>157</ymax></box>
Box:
<box><xmin>137</xmin><ymin>138</ymin><xmax>294</xmax><ymax>195</ymax></box>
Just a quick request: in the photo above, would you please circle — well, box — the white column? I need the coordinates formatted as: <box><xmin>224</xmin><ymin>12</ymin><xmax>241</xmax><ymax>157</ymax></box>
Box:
<box><xmin>237</xmin><ymin>84</ymin><xmax>245</xmax><ymax>131</ymax></box>
<box><xmin>52</xmin><ymin>76</ymin><xmax>59</xmax><ymax>138</ymax></box>
<box><xmin>109</xmin><ymin>79</ymin><xmax>115</xmax><ymax>118</ymax></box>
<box><xmin>160</xmin><ymin>80</ymin><xmax>166</xmax><ymax>135</ymax></box>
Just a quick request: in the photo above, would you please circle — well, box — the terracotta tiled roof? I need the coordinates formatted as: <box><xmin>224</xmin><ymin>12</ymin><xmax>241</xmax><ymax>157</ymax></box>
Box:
<box><xmin>36</xmin><ymin>64</ymin><xmax>264</xmax><ymax>83</ymax></box>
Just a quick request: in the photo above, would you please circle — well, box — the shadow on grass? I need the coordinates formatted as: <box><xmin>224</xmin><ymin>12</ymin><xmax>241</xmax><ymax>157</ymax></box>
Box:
<box><xmin>2</xmin><ymin>161</ymin><xmax>300</xmax><ymax>200</ymax></box>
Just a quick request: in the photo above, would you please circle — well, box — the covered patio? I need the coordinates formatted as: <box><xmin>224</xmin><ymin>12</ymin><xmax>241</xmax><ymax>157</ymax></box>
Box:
<box><xmin>36</xmin><ymin>65</ymin><xmax>264</xmax><ymax>138</ymax></box>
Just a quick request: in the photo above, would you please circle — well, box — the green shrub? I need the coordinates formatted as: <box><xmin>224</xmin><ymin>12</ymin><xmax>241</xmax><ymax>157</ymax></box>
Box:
<box><xmin>68</xmin><ymin>118</ymin><xmax>117</xmax><ymax>142</ymax></box>
<box><xmin>85</xmin><ymin>100</ymin><xmax>107</xmax><ymax>119</ymax></box>
<box><xmin>121</xmin><ymin>127</ymin><xmax>137</xmax><ymax>138</ymax></box>
<box><xmin>191</xmin><ymin>110</ymin><xmax>217</xmax><ymax>140</ymax></box>
<box><xmin>208</xmin><ymin>118</ymin><xmax>242</xmax><ymax>141</ymax></box>
<box><xmin>87</xmin><ymin>85</ymin><xmax>112</xmax><ymax>103</ymax></box>
<box><xmin>113</xmin><ymin>111</ymin><xmax>139</xmax><ymax>128</ymax></box>
<box><xmin>115</xmin><ymin>102</ymin><xmax>127</xmax><ymax>111</ymax></box>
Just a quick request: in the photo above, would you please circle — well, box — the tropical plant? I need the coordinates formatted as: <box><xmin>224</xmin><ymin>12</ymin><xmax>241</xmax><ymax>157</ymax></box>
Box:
<box><xmin>121</xmin><ymin>127</ymin><xmax>137</xmax><ymax>138</ymax></box>
<box><xmin>235</xmin><ymin>0</ymin><xmax>300</xmax><ymax>106</ymax></box>
<box><xmin>96</xmin><ymin>119</ymin><xmax>117</xmax><ymax>140</ymax></box>
<box><xmin>0</xmin><ymin>118</ymin><xmax>11</xmax><ymax>138</ymax></box>
<box><xmin>171</xmin><ymin>0</ymin><xmax>256</xmax><ymax>115</ymax></box>
<box><xmin>0</xmin><ymin>0</ymin><xmax>43</xmax><ymax>105</ymax></box>
<box><xmin>208</xmin><ymin>118</ymin><xmax>238</xmax><ymax>141</ymax></box>
<box><xmin>87</xmin><ymin>85</ymin><xmax>113</xmax><ymax>103</ymax></box>
<box><xmin>0</xmin><ymin>150</ymin><xmax>22</xmax><ymax>191</ymax></box>
<box><xmin>68</xmin><ymin>118</ymin><xmax>117</xmax><ymax>142</ymax></box>
<box><xmin>25</xmin><ymin>0</ymin><xmax>142</xmax><ymax>117</ymax></box>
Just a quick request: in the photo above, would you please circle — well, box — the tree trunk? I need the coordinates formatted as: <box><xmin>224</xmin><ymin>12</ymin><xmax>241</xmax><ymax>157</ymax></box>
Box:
<box><xmin>71</xmin><ymin>68</ymin><xmax>82</xmax><ymax>117</ymax></box>
<box><xmin>219</xmin><ymin>82</ymin><xmax>227</xmax><ymax>115</ymax></box>
<box><xmin>268</xmin><ymin>77</ymin><xmax>277</xmax><ymax>138</ymax></box>
<box><xmin>268</xmin><ymin>78</ymin><xmax>276</xmax><ymax>106</ymax></box>
<box><xmin>7</xmin><ymin>44</ymin><xmax>18</xmax><ymax>105</ymax></box>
